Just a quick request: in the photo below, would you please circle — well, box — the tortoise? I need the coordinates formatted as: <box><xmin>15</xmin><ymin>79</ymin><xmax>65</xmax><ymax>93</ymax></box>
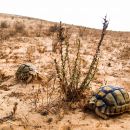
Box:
<box><xmin>15</xmin><ymin>63</ymin><xmax>42</xmax><ymax>84</ymax></box>
<box><xmin>88</xmin><ymin>85</ymin><xmax>130</xmax><ymax>119</ymax></box>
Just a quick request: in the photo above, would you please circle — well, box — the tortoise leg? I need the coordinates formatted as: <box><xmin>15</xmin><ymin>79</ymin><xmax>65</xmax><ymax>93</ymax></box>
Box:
<box><xmin>95</xmin><ymin>108</ymin><xmax>109</xmax><ymax>119</ymax></box>
<box><xmin>27</xmin><ymin>75</ymin><xmax>33</xmax><ymax>83</ymax></box>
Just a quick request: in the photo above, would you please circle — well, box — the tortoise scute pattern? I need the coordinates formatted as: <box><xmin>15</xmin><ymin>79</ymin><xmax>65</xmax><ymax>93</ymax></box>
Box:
<box><xmin>16</xmin><ymin>63</ymin><xmax>38</xmax><ymax>83</ymax></box>
<box><xmin>89</xmin><ymin>85</ymin><xmax>130</xmax><ymax>119</ymax></box>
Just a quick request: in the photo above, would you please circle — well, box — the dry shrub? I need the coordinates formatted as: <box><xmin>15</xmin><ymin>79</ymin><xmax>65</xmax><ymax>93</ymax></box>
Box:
<box><xmin>14</xmin><ymin>22</ymin><xmax>25</xmax><ymax>32</ymax></box>
<box><xmin>13</xmin><ymin>21</ymin><xmax>28</xmax><ymax>36</ymax></box>
<box><xmin>119</xmin><ymin>46</ymin><xmax>130</xmax><ymax>59</ymax></box>
<box><xmin>33</xmin><ymin>17</ymin><xmax>109</xmax><ymax>115</ymax></box>
<box><xmin>54</xmin><ymin>17</ymin><xmax>109</xmax><ymax>103</ymax></box>
<box><xmin>0</xmin><ymin>21</ymin><xmax>9</xmax><ymax>28</ymax></box>
<box><xmin>46</xmin><ymin>23</ymin><xmax>63</xmax><ymax>37</ymax></box>
<box><xmin>49</xmin><ymin>24</ymin><xmax>60</xmax><ymax>33</ymax></box>
<box><xmin>54</xmin><ymin>22</ymin><xmax>88</xmax><ymax>102</ymax></box>
<box><xmin>30</xmin><ymin>74</ymin><xmax>61</xmax><ymax>115</ymax></box>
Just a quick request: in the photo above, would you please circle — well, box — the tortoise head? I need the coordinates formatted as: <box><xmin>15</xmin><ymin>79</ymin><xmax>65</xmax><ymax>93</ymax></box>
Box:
<box><xmin>88</xmin><ymin>96</ymin><xmax>97</xmax><ymax>110</ymax></box>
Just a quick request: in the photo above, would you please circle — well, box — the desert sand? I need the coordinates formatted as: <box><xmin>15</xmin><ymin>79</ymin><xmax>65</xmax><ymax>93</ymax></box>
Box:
<box><xmin>0</xmin><ymin>13</ymin><xmax>130</xmax><ymax>130</ymax></box>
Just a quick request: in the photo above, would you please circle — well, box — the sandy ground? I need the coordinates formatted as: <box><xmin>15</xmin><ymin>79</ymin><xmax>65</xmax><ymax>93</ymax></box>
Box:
<box><xmin>0</xmin><ymin>13</ymin><xmax>130</xmax><ymax>130</ymax></box>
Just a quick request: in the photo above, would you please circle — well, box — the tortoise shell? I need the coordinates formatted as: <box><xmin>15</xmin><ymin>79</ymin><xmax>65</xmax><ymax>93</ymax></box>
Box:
<box><xmin>89</xmin><ymin>85</ymin><xmax>130</xmax><ymax>119</ymax></box>
<box><xmin>15</xmin><ymin>63</ymin><xmax>38</xmax><ymax>83</ymax></box>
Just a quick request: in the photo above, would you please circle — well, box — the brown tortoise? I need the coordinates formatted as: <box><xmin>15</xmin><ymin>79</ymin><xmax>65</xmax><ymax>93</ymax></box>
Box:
<box><xmin>88</xmin><ymin>85</ymin><xmax>130</xmax><ymax>119</ymax></box>
<box><xmin>15</xmin><ymin>63</ymin><xmax>42</xmax><ymax>84</ymax></box>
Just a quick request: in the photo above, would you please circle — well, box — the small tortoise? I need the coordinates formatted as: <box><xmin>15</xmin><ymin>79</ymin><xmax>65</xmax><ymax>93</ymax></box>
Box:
<box><xmin>88</xmin><ymin>85</ymin><xmax>130</xmax><ymax>119</ymax></box>
<box><xmin>15</xmin><ymin>63</ymin><xmax>42</xmax><ymax>84</ymax></box>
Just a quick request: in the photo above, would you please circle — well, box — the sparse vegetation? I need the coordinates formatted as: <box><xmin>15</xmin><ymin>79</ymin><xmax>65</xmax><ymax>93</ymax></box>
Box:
<box><xmin>0</xmin><ymin>21</ymin><xmax>9</xmax><ymax>28</ymax></box>
<box><xmin>49</xmin><ymin>23</ymin><xmax>60</xmax><ymax>33</ymax></box>
<box><xmin>54</xmin><ymin>17</ymin><xmax>109</xmax><ymax>102</ymax></box>
<box><xmin>14</xmin><ymin>21</ymin><xmax>26</xmax><ymax>34</ymax></box>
